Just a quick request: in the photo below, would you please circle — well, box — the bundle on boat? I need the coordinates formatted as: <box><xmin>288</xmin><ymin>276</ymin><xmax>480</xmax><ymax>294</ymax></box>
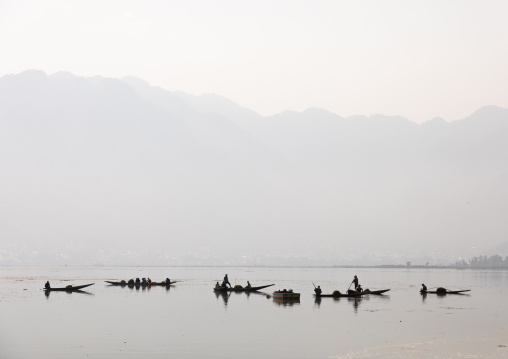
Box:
<box><xmin>436</xmin><ymin>287</ymin><xmax>447</xmax><ymax>295</ymax></box>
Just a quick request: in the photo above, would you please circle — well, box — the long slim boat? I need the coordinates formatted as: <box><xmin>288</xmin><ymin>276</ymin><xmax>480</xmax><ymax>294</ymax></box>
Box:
<box><xmin>214</xmin><ymin>284</ymin><xmax>275</xmax><ymax>292</ymax></box>
<box><xmin>363</xmin><ymin>289</ymin><xmax>390</xmax><ymax>295</ymax></box>
<box><xmin>314</xmin><ymin>292</ymin><xmax>361</xmax><ymax>298</ymax></box>
<box><xmin>105</xmin><ymin>281</ymin><xmax>178</xmax><ymax>286</ymax></box>
<box><xmin>44</xmin><ymin>283</ymin><xmax>94</xmax><ymax>292</ymax></box>
<box><xmin>421</xmin><ymin>289</ymin><xmax>471</xmax><ymax>295</ymax></box>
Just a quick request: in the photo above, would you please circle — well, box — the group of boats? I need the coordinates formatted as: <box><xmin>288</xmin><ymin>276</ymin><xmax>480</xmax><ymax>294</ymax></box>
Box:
<box><xmin>42</xmin><ymin>280</ymin><xmax>471</xmax><ymax>299</ymax></box>
<box><xmin>43</xmin><ymin>278</ymin><xmax>178</xmax><ymax>293</ymax></box>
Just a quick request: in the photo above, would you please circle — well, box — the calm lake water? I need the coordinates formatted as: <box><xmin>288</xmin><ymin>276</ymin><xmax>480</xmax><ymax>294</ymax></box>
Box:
<box><xmin>1</xmin><ymin>266</ymin><xmax>507</xmax><ymax>359</ymax></box>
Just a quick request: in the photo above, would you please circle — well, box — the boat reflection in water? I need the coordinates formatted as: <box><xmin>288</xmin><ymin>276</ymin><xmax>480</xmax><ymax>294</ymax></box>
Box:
<box><xmin>45</xmin><ymin>289</ymin><xmax>93</xmax><ymax>298</ymax></box>
<box><xmin>273</xmin><ymin>298</ymin><xmax>300</xmax><ymax>306</ymax></box>
<box><xmin>215</xmin><ymin>291</ymin><xmax>231</xmax><ymax>307</ymax></box>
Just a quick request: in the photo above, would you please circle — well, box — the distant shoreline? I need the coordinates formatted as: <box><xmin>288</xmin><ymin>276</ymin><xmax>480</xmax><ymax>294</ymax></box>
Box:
<box><xmin>1</xmin><ymin>264</ymin><xmax>508</xmax><ymax>270</ymax></box>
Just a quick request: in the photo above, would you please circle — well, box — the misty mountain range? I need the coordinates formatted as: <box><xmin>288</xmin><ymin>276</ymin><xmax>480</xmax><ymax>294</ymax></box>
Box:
<box><xmin>1</xmin><ymin>70</ymin><xmax>507</xmax><ymax>266</ymax></box>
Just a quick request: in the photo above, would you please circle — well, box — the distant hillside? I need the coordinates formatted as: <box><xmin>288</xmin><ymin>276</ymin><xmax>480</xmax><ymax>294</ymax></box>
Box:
<box><xmin>486</xmin><ymin>240</ymin><xmax>508</xmax><ymax>257</ymax></box>
<box><xmin>1</xmin><ymin>70</ymin><xmax>507</xmax><ymax>266</ymax></box>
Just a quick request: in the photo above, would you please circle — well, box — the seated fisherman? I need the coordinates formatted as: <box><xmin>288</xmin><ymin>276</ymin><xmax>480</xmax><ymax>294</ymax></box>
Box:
<box><xmin>314</xmin><ymin>285</ymin><xmax>322</xmax><ymax>296</ymax></box>
<box><xmin>246</xmin><ymin>281</ymin><xmax>251</xmax><ymax>288</ymax></box>
<box><xmin>421</xmin><ymin>283</ymin><xmax>427</xmax><ymax>292</ymax></box>
<box><xmin>45</xmin><ymin>281</ymin><xmax>51</xmax><ymax>289</ymax></box>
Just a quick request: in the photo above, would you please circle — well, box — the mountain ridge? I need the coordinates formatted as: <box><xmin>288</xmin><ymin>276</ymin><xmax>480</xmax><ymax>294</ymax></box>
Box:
<box><xmin>1</xmin><ymin>70</ymin><xmax>507</xmax><ymax>266</ymax></box>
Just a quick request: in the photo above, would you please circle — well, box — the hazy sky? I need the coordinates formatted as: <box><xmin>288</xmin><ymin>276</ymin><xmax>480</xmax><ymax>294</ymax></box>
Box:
<box><xmin>1</xmin><ymin>0</ymin><xmax>507</xmax><ymax>123</ymax></box>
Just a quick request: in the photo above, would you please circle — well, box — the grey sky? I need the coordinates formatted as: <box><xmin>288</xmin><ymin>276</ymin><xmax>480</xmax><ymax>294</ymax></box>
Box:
<box><xmin>1</xmin><ymin>0</ymin><xmax>507</xmax><ymax>123</ymax></box>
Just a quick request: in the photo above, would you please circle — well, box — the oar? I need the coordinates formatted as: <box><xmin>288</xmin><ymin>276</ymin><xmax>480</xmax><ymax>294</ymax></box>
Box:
<box><xmin>347</xmin><ymin>282</ymin><xmax>352</xmax><ymax>293</ymax></box>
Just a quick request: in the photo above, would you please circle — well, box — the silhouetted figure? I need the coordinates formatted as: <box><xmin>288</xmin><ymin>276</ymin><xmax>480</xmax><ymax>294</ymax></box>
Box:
<box><xmin>421</xmin><ymin>283</ymin><xmax>427</xmax><ymax>292</ymax></box>
<box><xmin>314</xmin><ymin>285</ymin><xmax>322</xmax><ymax>296</ymax></box>
<box><xmin>352</xmin><ymin>275</ymin><xmax>359</xmax><ymax>290</ymax></box>
<box><xmin>246</xmin><ymin>281</ymin><xmax>251</xmax><ymax>288</ymax></box>
<box><xmin>166</xmin><ymin>278</ymin><xmax>171</xmax><ymax>285</ymax></box>
<box><xmin>222</xmin><ymin>274</ymin><xmax>231</xmax><ymax>288</ymax></box>
<box><xmin>45</xmin><ymin>281</ymin><xmax>50</xmax><ymax>289</ymax></box>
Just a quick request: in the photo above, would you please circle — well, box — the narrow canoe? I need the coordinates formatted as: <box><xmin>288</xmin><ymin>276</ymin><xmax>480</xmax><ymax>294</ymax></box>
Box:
<box><xmin>213</xmin><ymin>284</ymin><xmax>275</xmax><ymax>292</ymax></box>
<box><xmin>105</xmin><ymin>281</ymin><xmax>178</xmax><ymax>286</ymax></box>
<box><xmin>363</xmin><ymin>289</ymin><xmax>390</xmax><ymax>295</ymax></box>
<box><xmin>422</xmin><ymin>289</ymin><xmax>471</xmax><ymax>295</ymax></box>
<box><xmin>314</xmin><ymin>292</ymin><xmax>361</xmax><ymax>298</ymax></box>
<box><xmin>44</xmin><ymin>283</ymin><xmax>94</xmax><ymax>292</ymax></box>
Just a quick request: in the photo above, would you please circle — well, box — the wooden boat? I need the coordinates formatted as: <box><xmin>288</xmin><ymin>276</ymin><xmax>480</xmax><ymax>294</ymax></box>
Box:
<box><xmin>363</xmin><ymin>289</ymin><xmax>390</xmax><ymax>295</ymax></box>
<box><xmin>315</xmin><ymin>292</ymin><xmax>361</xmax><ymax>298</ymax></box>
<box><xmin>272</xmin><ymin>290</ymin><xmax>300</xmax><ymax>299</ymax></box>
<box><xmin>44</xmin><ymin>283</ymin><xmax>94</xmax><ymax>292</ymax></box>
<box><xmin>105</xmin><ymin>280</ymin><xmax>178</xmax><ymax>286</ymax></box>
<box><xmin>421</xmin><ymin>289</ymin><xmax>471</xmax><ymax>295</ymax></box>
<box><xmin>213</xmin><ymin>284</ymin><xmax>275</xmax><ymax>292</ymax></box>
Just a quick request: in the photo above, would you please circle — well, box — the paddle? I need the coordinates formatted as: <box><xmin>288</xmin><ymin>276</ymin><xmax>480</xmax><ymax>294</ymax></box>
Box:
<box><xmin>347</xmin><ymin>282</ymin><xmax>352</xmax><ymax>293</ymax></box>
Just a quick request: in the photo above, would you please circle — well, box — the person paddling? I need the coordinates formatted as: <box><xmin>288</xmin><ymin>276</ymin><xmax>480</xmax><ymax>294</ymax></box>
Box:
<box><xmin>222</xmin><ymin>274</ymin><xmax>231</xmax><ymax>288</ymax></box>
<box><xmin>352</xmin><ymin>275</ymin><xmax>359</xmax><ymax>290</ymax></box>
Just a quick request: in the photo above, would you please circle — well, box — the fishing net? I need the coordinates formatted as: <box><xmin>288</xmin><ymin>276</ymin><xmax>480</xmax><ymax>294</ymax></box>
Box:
<box><xmin>234</xmin><ymin>285</ymin><xmax>243</xmax><ymax>289</ymax></box>
<box><xmin>332</xmin><ymin>290</ymin><xmax>341</xmax><ymax>296</ymax></box>
<box><xmin>436</xmin><ymin>287</ymin><xmax>447</xmax><ymax>294</ymax></box>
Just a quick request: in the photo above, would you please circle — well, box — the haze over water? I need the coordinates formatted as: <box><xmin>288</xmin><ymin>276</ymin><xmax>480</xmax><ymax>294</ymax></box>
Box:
<box><xmin>1</xmin><ymin>266</ymin><xmax>507</xmax><ymax>359</ymax></box>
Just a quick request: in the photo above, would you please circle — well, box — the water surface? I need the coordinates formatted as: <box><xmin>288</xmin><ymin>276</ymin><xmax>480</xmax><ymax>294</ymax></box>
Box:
<box><xmin>1</xmin><ymin>266</ymin><xmax>507</xmax><ymax>358</ymax></box>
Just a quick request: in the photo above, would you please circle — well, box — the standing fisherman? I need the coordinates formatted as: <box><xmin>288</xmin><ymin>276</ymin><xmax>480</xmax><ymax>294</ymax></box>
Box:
<box><xmin>222</xmin><ymin>274</ymin><xmax>232</xmax><ymax>288</ymax></box>
<box><xmin>352</xmin><ymin>275</ymin><xmax>359</xmax><ymax>290</ymax></box>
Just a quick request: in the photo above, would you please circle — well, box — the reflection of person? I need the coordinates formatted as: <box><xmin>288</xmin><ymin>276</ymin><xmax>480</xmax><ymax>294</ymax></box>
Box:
<box><xmin>352</xmin><ymin>275</ymin><xmax>359</xmax><ymax>289</ymax></box>
<box><xmin>421</xmin><ymin>283</ymin><xmax>427</xmax><ymax>292</ymax></box>
<box><xmin>45</xmin><ymin>281</ymin><xmax>51</xmax><ymax>289</ymax></box>
<box><xmin>314</xmin><ymin>285</ymin><xmax>322</xmax><ymax>296</ymax></box>
<box><xmin>222</xmin><ymin>274</ymin><xmax>231</xmax><ymax>288</ymax></box>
